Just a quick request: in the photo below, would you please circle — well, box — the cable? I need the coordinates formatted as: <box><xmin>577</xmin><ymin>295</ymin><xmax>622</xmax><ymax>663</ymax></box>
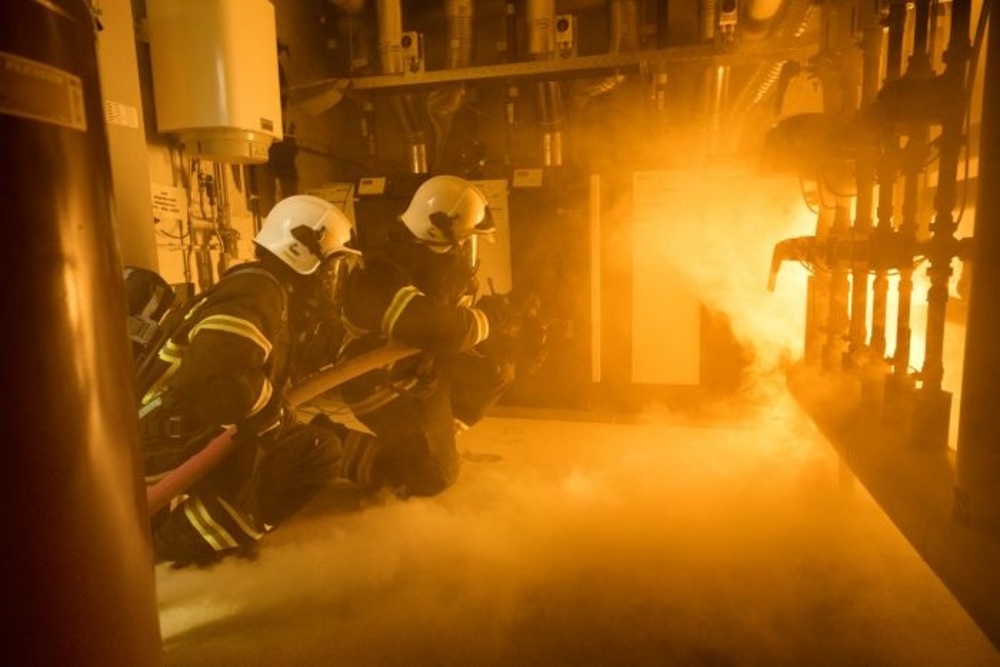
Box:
<box><xmin>799</xmin><ymin>174</ymin><xmax>820</xmax><ymax>213</ymax></box>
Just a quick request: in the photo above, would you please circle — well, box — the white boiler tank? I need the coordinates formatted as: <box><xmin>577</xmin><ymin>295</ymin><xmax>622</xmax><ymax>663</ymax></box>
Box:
<box><xmin>146</xmin><ymin>0</ymin><xmax>283</xmax><ymax>163</ymax></box>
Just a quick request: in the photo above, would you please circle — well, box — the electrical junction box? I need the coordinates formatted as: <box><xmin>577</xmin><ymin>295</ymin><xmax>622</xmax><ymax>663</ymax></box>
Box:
<box><xmin>401</xmin><ymin>31</ymin><xmax>425</xmax><ymax>74</ymax></box>
<box><xmin>146</xmin><ymin>0</ymin><xmax>282</xmax><ymax>164</ymax></box>
<box><xmin>554</xmin><ymin>14</ymin><xmax>578</xmax><ymax>58</ymax></box>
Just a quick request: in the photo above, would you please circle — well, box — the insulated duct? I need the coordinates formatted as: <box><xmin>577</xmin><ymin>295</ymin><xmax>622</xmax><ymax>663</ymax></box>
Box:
<box><xmin>378</xmin><ymin>0</ymin><xmax>427</xmax><ymax>172</ymax></box>
<box><xmin>527</xmin><ymin>0</ymin><xmax>564</xmax><ymax>166</ymax></box>
<box><xmin>570</xmin><ymin>0</ymin><xmax>637</xmax><ymax>108</ymax></box>
<box><xmin>427</xmin><ymin>0</ymin><xmax>474</xmax><ymax>169</ymax></box>
<box><xmin>376</xmin><ymin>0</ymin><xmax>405</xmax><ymax>75</ymax></box>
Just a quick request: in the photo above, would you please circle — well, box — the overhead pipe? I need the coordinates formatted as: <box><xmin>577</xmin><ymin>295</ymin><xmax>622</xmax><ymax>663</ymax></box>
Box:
<box><xmin>376</xmin><ymin>0</ymin><xmax>404</xmax><ymax>75</ymax></box>
<box><xmin>537</xmin><ymin>80</ymin><xmax>565</xmax><ymax>167</ymax></box>
<box><xmin>571</xmin><ymin>0</ymin><xmax>637</xmax><ymax>107</ymax></box>
<box><xmin>527</xmin><ymin>0</ymin><xmax>564</xmax><ymax>167</ymax></box>
<box><xmin>732</xmin><ymin>0</ymin><xmax>814</xmax><ymax>135</ymax></box>
<box><xmin>699</xmin><ymin>0</ymin><xmax>729</xmax><ymax>154</ymax></box>
<box><xmin>427</xmin><ymin>0</ymin><xmax>474</xmax><ymax>169</ymax></box>
<box><xmin>377</xmin><ymin>0</ymin><xmax>427</xmax><ymax>172</ymax></box>
<box><xmin>390</xmin><ymin>93</ymin><xmax>428</xmax><ymax>174</ymax></box>
<box><xmin>503</xmin><ymin>1</ymin><xmax>522</xmax><ymax>165</ymax></box>
<box><xmin>700</xmin><ymin>0</ymin><xmax>719</xmax><ymax>44</ymax></box>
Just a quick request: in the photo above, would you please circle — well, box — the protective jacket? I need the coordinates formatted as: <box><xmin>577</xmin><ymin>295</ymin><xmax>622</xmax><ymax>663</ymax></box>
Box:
<box><xmin>336</xmin><ymin>245</ymin><xmax>489</xmax><ymax>415</ymax></box>
<box><xmin>140</xmin><ymin>261</ymin><xmax>325</xmax><ymax>565</ymax></box>
<box><xmin>332</xmin><ymin>239</ymin><xmax>511</xmax><ymax>496</ymax></box>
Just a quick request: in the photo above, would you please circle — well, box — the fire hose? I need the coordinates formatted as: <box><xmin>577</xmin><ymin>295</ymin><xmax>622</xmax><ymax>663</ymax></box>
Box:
<box><xmin>145</xmin><ymin>343</ymin><xmax>418</xmax><ymax>516</ymax></box>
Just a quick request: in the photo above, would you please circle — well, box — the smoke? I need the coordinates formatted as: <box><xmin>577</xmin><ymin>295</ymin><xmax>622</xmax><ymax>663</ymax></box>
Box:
<box><xmin>156</xmin><ymin>386</ymin><xmax>997</xmax><ymax>666</ymax></box>
<box><xmin>153</xmin><ymin>89</ymin><xmax>988</xmax><ymax>666</ymax></box>
<box><xmin>634</xmin><ymin>162</ymin><xmax>815</xmax><ymax>380</ymax></box>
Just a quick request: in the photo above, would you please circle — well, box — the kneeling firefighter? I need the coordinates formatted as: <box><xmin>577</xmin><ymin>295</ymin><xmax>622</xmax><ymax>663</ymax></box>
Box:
<box><xmin>328</xmin><ymin>175</ymin><xmax>530</xmax><ymax>498</ymax></box>
<box><xmin>138</xmin><ymin>194</ymin><xmax>360</xmax><ymax>566</ymax></box>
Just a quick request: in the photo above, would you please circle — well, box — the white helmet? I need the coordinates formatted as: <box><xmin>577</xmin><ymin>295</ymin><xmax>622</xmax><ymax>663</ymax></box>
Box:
<box><xmin>400</xmin><ymin>175</ymin><xmax>495</xmax><ymax>252</ymax></box>
<box><xmin>254</xmin><ymin>194</ymin><xmax>360</xmax><ymax>275</ymax></box>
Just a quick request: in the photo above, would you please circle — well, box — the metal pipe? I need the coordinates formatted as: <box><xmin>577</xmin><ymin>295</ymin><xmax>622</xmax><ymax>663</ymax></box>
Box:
<box><xmin>846</xmin><ymin>1</ymin><xmax>883</xmax><ymax>370</ymax></box>
<box><xmin>822</xmin><ymin>196</ymin><xmax>852</xmax><ymax>371</ymax></box>
<box><xmin>700</xmin><ymin>0</ymin><xmax>718</xmax><ymax>44</ymax></box>
<box><xmin>701</xmin><ymin>63</ymin><xmax>731</xmax><ymax>154</ymax></box>
<box><xmin>570</xmin><ymin>0</ymin><xmax>638</xmax><ymax>146</ymax></box>
<box><xmin>428</xmin><ymin>0</ymin><xmax>474</xmax><ymax>168</ymax></box>
<box><xmin>816</xmin><ymin>0</ymin><xmax>857</xmax><ymax>371</ymax></box>
<box><xmin>922</xmin><ymin>0</ymin><xmax>973</xmax><ymax>393</ymax></box>
<box><xmin>889</xmin><ymin>0</ymin><xmax>934</xmax><ymax>385</ymax></box>
<box><xmin>377</xmin><ymin>0</ymin><xmax>428</xmax><ymax>173</ymax></box>
<box><xmin>912</xmin><ymin>0</ymin><xmax>974</xmax><ymax>448</ymax></box>
<box><xmin>506</xmin><ymin>0</ymin><xmax>519</xmax><ymax>61</ymax></box>
<box><xmin>526</xmin><ymin>0</ymin><xmax>555</xmax><ymax>58</ymax></box>
<box><xmin>391</xmin><ymin>94</ymin><xmax>428</xmax><ymax>173</ymax></box>
<box><xmin>870</xmin><ymin>1</ymin><xmax>908</xmax><ymax>362</ymax></box>
<box><xmin>537</xmin><ymin>79</ymin><xmax>564</xmax><ymax>167</ymax></box>
<box><xmin>376</xmin><ymin>0</ymin><xmax>404</xmax><ymax>75</ymax></box>
<box><xmin>527</xmin><ymin>0</ymin><xmax>563</xmax><ymax>166</ymax></box>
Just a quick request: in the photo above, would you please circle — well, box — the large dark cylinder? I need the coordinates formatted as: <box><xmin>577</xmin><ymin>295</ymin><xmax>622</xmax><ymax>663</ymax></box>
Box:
<box><xmin>955</xmin><ymin>3</ymin><xmax>1000</xmax><ymax>530</ymax></box>
<box><xmin>0</xmin><ymin>1</ymin><xmax>162</xmax><ymax>664</ymax></box>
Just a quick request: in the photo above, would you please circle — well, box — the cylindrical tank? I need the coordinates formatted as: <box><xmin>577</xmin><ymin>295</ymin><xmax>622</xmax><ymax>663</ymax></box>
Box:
<box><xmin>0</xmin><ymin>0</ymin><xmax>162</xmax><ymax>664</ymax></box>
<box><xmin>146</xmin><ymin>0</ymin><xmax>283</xmax><ymax>164</ymax></box>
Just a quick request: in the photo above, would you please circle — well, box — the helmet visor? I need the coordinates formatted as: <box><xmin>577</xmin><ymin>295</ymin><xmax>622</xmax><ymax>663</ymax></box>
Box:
<box><xmin>318</xmin><ymin>223</ymin><xmax>362</xmax><ymax>258</ymax></box>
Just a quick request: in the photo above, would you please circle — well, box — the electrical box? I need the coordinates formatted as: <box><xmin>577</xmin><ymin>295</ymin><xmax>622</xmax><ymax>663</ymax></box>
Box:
<box><xmin>401</xmin><ymin>31</ymin><xmax>425</xmax><ymax>74</ymax></box>
<box><xmin>146</xmin><ymin>0</ymin><xmax>282</xmax><ymax>164</ymax></box>
<box><xmin>554</xmin><ymin>14</ymin><xmax>578</xmax><ymax>59</ymax></box>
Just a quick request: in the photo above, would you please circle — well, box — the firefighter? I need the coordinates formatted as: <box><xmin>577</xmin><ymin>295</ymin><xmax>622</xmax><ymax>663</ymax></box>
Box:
<box><xmin>140</xmin><ymin>194</ymin><xmax>361</xmax><ymax>566</ymax></box>
<box><xmin>329</xmin><ymin>175</ymin><xmax>521</xmax><ymax>497</ymax></box>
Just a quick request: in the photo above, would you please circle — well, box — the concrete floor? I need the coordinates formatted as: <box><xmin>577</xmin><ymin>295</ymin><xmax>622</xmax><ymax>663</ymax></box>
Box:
<box><xmin>155</xmin><ymin>388</ymin><xmax>1000</xmax><ymax>666</ymax></box>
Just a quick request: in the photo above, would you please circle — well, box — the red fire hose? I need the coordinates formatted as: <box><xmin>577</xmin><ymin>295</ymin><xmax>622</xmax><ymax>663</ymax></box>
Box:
<box><xmin>145</xmin><ymin>343</ymin><xmax>418</xmax><ymax>516</ymax></box>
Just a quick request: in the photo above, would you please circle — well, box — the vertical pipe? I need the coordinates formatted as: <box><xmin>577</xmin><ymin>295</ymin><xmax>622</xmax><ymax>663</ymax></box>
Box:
<box><xmin>923</xmin><ymin>0</ymin><xmax>972</xmax><ymax>393</ymax></box>
<box><xmin>805</xmin><ymin>203</ymin><xmax>835</xmax><ymax>366</ymax></box>
<box><xmin>376</xmin><ymin>0</ymin><xmax>404</xmax><ymax>75</ymax></box>
<box><xmin>886</xmin><ymin>0</ymin><xmax>935</xmax><ymax>422</ymax></box>
<box><xmin>506</xmin><ymin>0</ymin><xmax>519</xmax><ymax>61</ymax></box>
<box><xmin>526</xmin><ymin>0</ymin><xmax>555</xmax><ymax>58</ymax></box>
<box><xmin>817</xmin><ymin>0</ymin><xmax>856</xmax><ymax>372</ymax></box>
<box><xmin>892</xmin><ymin>135</ymin><xmax>921</xmax><ymax>380</ymax></box>
<box><xmin>0</xmin><ymin>1</ymin><xmax>162</xmax><ymax>664</ymax></box>
<box><xmin>870</xmin><ymin>1</ymin><xmax>907</xmax><ymax>362</ymax></box>
<box><xmin>700</xmin><ymin>0</ymin><xmax>718</xmax><ymax>43</ymax></box>
<box><xmin>527</xmin><ymin>0</ymin><xmax>563</xmax><ymax>167</ymax></box>
<box><xmin>377</xmin><ymin>0</ymin><xmax>427</xmax><ymax>173</ymax></box>
<box><xmin>427</xmin><ymin>0</ymin><xmax>474</xmax><ymax>168</ymax></box>
<box><xmin>955</xmin><ymin>0</ymin><xmax>1000</xmax><ymax>529</ymax></box>
<box><xmin>847</xmin><ymin>3</ymin><xmax>883</xmax><ymax>370</ymax></box>
<box><xmin>657</xmin><ymin>0</ymin><xmax>670</xmax><ymax>48</ymax></box>
<box><xmin>702</xmin><ymin>64</ymin><xmax>731</xmax><ymax>155</ymax></box>
<box><xmin>913</xmin><ymin>0</ymin><xmax>973</xmax><ymax>448</ymax></box>
<box><xmin>822</xmin><ymin>197</ymin><xmax>852</xmax><ymax>371</ymax></box>
<box><xmin>503</xmin><ymin>2</ymin><xmax>520</xmax><ymax>165</ymax></box>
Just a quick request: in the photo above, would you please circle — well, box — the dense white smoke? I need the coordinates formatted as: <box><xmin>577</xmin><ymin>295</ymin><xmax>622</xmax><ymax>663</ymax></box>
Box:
<box><xmin>157</xmin><ymin>391</ymin><xmax>996</xmax><ymax>666</ymax></box>
<box><xmin>155</xmin><ymin>130</ymin><xmax>987</xmax><ymax>666</ymax></box>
